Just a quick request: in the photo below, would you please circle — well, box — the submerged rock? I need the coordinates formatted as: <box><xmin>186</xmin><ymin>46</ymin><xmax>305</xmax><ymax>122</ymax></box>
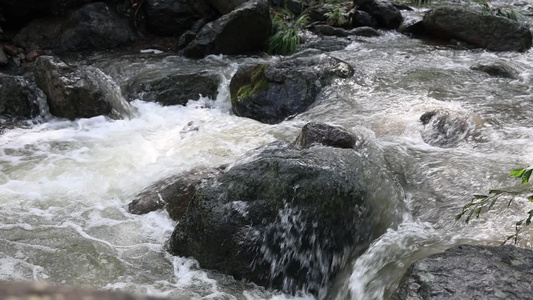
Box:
<box><xmin>293</xmin><ymin>122</ymin><xmax>359</xmax><ymax>149</ymax></box>
<box><xmin>230</xmin><ymin>54</ymin><xmax>354</xmax><ymax>124</ymax></box>
<box><xmin>470</xmin><ymin>60</ymin><xmax>520</xmax><ymax>79</ymax></box>
<box><xmin>34</xmin><ymin>56</ymin><xmax>136</xmax><ymax>120</ymax></box>
<box><xmin>14</xmin><ymin>2</ymin><xmax>136</xmax><ymax>52</ymax></box>
<box><xmin>128</xmin><ymin>166</ymin><xmax>224</xmax><ymax>220</ymax></box>
<box><xmin>392</xmin><ymin>244</ymin><xmax>533</xmax><ymax>300</ymax></box>
<box><xmin>419</xmin><ymin>109</ymin><xmax>481</xmax><ymax>148</ymax></box>
<box><xmin>0</xmin><ymin>281</ymin><xmax>166</xmax><ymax>300</ymax></box>
<box><xmin>0</xmin><ymin>74</ymin><xmax>41</xmax><ymax>119</ymax></box>
<box><xmin>353</xmin><ymin>0</ymin><xmax>403</xmax><ymax>29</ymax></box>
<box><xmin>422</xmin><ymin>7</ymin><xmax>532</xmax><ymax>52</ymax></box>
<box><xmin>184</xmin><ymin>0</ymin><xmax>271</xmax><ymax>58</ymax></box>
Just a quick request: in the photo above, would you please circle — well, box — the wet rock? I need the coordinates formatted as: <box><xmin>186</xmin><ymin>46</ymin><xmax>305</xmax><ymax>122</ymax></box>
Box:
<box><xmin>286</xmin><ymin>0</ymin><xmax>304</xmax><ymax>15</ymax></box>
<box><xmin>422</xmin><ymin>7</ymin><xmax>532</xmax><ymax>52</ymax></box>
<box><xmin>3</xmin><ymin>45</ymin><xmax>22</xmax><ymax>56</ymax></box>
<box><xmin>301</xmin><ymin>37</ymin><xmax>351</xmax><ymax>52</ymax></box>
<box><xmin>392</xmin><ymin>244</ymin><xmax>533</xmax><ymax>300</ymax></box>
<box><xmin>470</xmin><ymin>60</ymin><xmax>520</xmax><ymax>79</ymax></box>
<box><xmin>184</xmin><ymin>0</ymin><xmax>271</xmax><ymax>58</ymax></box>
<box><xmin>34</xmin><ymin>56</ymin><xmax>136</xmax><ymax>120</ymax></box>
<box><xmin>307</xmin><ymin>3</ymin><xmax>334</xmax><ymax>23</ymax></box>
<box><xmin>351</xmin><ymin>10</ymin><xmax>379</xmax><ymax>28</ymax></box>
<box><xmin>0</xmin><ymin>74</ymin><xmax>41</xmax><ymax>118</ymax></box>
<box><xmin>353</xmin><ymin>0</ymin><xmax>403</xmax><ymax>29</ymax></box>
<box><xmin>293</xmin><ymin>122</ymin><xmax>358</xmax><ymax>149</ymax></box>
<box><xmin>14</xmin><ymin>3</ymin><xmax>136</xmax><ymax>52</ymax></box>
<box><xmin>169</xmin><ymin>142</ymin><xmax>382</xmax><ymax>293</ymax></box>
<box><xmin>230</xmin><ymin>54</ymin><xmax>354</xmax><ymax>124</ymax></box>
<box><xmin>128</xmin><ymin>69</ymin><xmax>221</xmax><ymax>105</ymax></box>
<box><xmin>128</xmin><ymin>166</ymin><xmax>224</xmax><ymax>220</ymax></box>
<box><xmin>311</xmin><ymin>24</ymin><xmax>349</xmax><ymax>37</ymax></box>
<box><xmin>348</xmin><ymin>26</ymin><xmax>380</xmax><ymax>37</ymax></box>
<box><xmin>0</xmin><ymin>281</ymin><xmax>167</xmax><ymax>300</ymax></box>
<box><xmin>420</xmin><ymin>109</ymin><xmax>480</xmax><ymax>148</ymax></box>
<box><xmin>145</xmin><ymin>0</ymin><xmax>204</xmax><ymax>36</ymax></box>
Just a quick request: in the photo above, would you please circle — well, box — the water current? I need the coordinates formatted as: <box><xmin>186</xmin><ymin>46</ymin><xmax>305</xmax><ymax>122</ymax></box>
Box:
<box><xmin>1</xmin><ymin>4</ymin><xmax>533</xmax><ymax>300</ymax></box>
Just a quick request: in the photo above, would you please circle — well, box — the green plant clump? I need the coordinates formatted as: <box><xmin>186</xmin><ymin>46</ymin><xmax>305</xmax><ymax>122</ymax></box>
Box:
<box><xmin>456</xmin><ymin>166</ymin><xmax>533</xmax><ymax>244</ymax></box>
<box><xmin>234</xmin><ymin>64</ymin><xmax>269</xmax><ymax>103</ymax></box>
<box><xmin>267</xmin><ymin>8</ymin><xmax>308</xmax><ymax>55</ymax></box>
<box><xmin>325</xmin><ymin>5</ymin><xmax>350</xmax><ymax>26</ymax></box>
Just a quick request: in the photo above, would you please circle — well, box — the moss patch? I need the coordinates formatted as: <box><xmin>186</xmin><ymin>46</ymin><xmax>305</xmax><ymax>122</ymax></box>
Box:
<box><xmin>231</xmin><ymin>64</ymin><xmax>269</xmax><ymax>105</ymax></box>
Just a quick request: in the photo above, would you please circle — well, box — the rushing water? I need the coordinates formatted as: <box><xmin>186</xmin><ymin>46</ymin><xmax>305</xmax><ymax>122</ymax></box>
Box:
<box><xmin>2</xmin><ymin>6</ymin><xmax>533</xmax><ymax>299</ymax></box>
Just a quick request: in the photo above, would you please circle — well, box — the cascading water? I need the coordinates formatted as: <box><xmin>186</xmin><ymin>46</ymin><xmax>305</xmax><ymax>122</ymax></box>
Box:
<box><xmin>1</xmin><ymin>10</ymin><xmax>533</xmax><ymax>300</ymax></box>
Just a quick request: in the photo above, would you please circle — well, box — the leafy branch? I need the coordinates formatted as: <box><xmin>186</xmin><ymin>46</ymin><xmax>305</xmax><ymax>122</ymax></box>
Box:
<box><xmin>456</xmin><ymin>166</ymin><xmax>533</xmax><ymax>244</ymax></box>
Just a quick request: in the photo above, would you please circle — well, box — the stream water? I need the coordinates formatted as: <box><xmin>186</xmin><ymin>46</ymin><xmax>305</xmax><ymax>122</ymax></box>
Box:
<box><xmin>1</xmin><ymin>3</ymin><xmax>533</xmax><ymax>299</ymax></box>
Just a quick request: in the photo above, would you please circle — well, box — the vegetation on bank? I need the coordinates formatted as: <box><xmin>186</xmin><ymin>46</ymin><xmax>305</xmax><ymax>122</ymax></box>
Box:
<box><xmin>456</xmin><ymin>166</ymin><xmax>533</xmax><ymax>244</ymax></box>
<box><xmin>267</xmin><ymin>7</ymin><xmax>308</xmax><ymax>55</ymax></box>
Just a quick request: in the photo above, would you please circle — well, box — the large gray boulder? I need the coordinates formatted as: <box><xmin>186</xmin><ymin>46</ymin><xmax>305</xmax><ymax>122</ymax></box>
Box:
<box><xmin>422</xmin><ymin>7</ymin><xmax>532</xmax><ymax>52</ymax></box>
<box><xmin>392</xmin><ymin>244</ymin><xmax>533</xmax><ymax>300</ymax></box>
<box><xmin>183</xmin><ymin>0</ymin><xmax>271</xmax><ymax>58</ymax></box>
<box><xmin>353</xmin><ymin>0</ymin><xmax>403</xmax><ymax>29</ymax></box>
<box><xmin>168</xmin><ymin>128</ymin><xmax>405</xmax><ymax>293</ymax></box>
<box><xmin>34</xmin><ymin>56</ymin><xmax>136</xmax><ymax>120</ymax></box>
<box><xmin>0</xmin><ymin>74</ymin><xmax>42</xmax><ymax>119</ymax></box>
<box><xmin>14</xmin><ymin>2</ymin><xmax>136</xmax><ymax>52</ymax></box>
<box><xmin>230</xmin><ymin>54</ymin><xmax>354</xmax><ymax>124</ymax></box>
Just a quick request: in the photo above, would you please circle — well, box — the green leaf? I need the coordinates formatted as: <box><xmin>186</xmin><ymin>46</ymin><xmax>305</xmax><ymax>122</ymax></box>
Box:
<box><xmin>521</xmin><ymin>169</ymin><xmax>532</xmax><ymax>185</ymax></box>
<box><xmin>510</xmin><ymin>168</ymin><xmax>526</xmax><ymax>178</ymax></box>
<box><xmin>528</xmin><ymin>195</ymin><xmax>533</xmax><ymax>202</ymax></box>
<box><xmin>489</xmin><ymin>189</ymin><xmax>506</xmax><ymax>195</ymax></box>
<box><xmin>473</xmin><ymin>194</ymin><xmax>488</xmax><ymax>199</ymax></box>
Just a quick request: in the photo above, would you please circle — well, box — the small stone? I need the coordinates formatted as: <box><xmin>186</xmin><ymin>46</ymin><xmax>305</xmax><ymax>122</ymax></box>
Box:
<box><xmin>25</xmin><ymin>50</ymin><xmax>42</xmax><ymax>62</ymax></box>
<box><xmin>3</xmin><ymin>44</ymin><xmax>21</xmax><ymax>56</ymax></box>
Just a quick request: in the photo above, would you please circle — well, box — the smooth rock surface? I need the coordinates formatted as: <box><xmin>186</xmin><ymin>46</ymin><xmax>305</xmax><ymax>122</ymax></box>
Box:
<box><xmin>422</xmin><ymin>7</ymin><xmax>532</xmax><ymax>52</ymax></box>
<box><xmin>392</xmin><ymin>244</ymin><xmax>533</xmax><ymax>300</ymax></box>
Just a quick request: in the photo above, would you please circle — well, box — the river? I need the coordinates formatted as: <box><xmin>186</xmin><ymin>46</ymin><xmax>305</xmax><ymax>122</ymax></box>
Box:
<box><xmin>1</xmin><ymin>5</ymin><xmax>533</xmax><ymax>299</ymax></box>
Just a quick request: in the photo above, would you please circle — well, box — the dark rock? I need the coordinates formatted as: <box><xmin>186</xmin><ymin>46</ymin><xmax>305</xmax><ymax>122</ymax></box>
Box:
<box><xmin>0</xmin><ymin>47</ymin><xmax>8</xmax><ymax>66</ymax></box>
<box><xmin>25</xmin><ymin>49</ymin><xmax>41</xmax><ymax>62</ymax></box>
<box><xmin>301</xmin><ymin>37</ymin><xmax>351</xmax><ymax>52</ymax></box>
<box><xmin>129</xmin><ymin>166</ymin><xmax>224</xmax><ymax>220</ymax></box>
<box><xmin>169</xmin><ymin>142</ymin><xmax>381</xmax><ymax>293</ymax></box>
<box><xmin>398</xmin><ymin>20</ymin><xmax>427</xmax><ymax>37</ymax></box>
<box><xmin>34</xmin><ymin>56</ymin><xmax>136</xmax><ymax>120</ymax></box>
<box><xmin>177</xmin><ymin>30</ymin><xmax>197</xmax><ymax>50</ymax></box>
<box><xmin>348</xmin><ymin>26</ymin><xmax>380</xmax><ymax>37</ymax></box>
<box><xmin>0</xmin><ymin>281</ymin><xmax>167</xmax><ymax>300</ymax></box>
<box><xmin>351</xmin><ymin>10</ymin><xmax>378</xmax><ymax>28</ymax></box>
<box><xmin>311</xmin><ymin>25</ymin><xmax>349</xmax><ymax>37</ymax></box>
<box><xmin>422</xmin><ymin>7</ymin><xmax>533</xmax><ymax>52</ymax></box>
<box><xmin>0</xmin><ymin>74</ymin><xmax>41</xmax><ymax>118</ymax></box>
<box><xmin>286</xmin><ymin>0</ymin><xmax>304</xmax><ymax>15</ymax></box>
<box><xmin>307</xmin><ymin>4</ymin><xmax>334</xmax><ymax>23</ymax></box>
<box><xmin>293</xmin><ymin>122</ymin><xmax>358</xmax><ymax>149</ymax></box>
<box><xmin>128</xmin><ymin>69</ymin><xmax>221</xmax><ymax>105</ymax></box>
<box><xmin>145</xmin><ymin>0</ymin><xmax>200</xmax><ymax>36</ymax></box>
<box><xmin>230</xmin><ymin>54</ymin><xmax>354</xmax><ymax>124</ymax></box>
<box><xmin>470</xmin><ymin>60</ymin><xmax>520</xmax><ymax>79</ymax></box>
<box><xmin>392</xmin><ymin>244</ymin><xmax>533</xmax><ymax>300</ymax></box>
<box><xmin>420</xmin><ymin>109</ymin><xmax>480</xmax><ymax>148</ymax></box>
<box><xmin>353</xmin><ymin>0</ymin><xmax>403</xmax><ymax>29</ymax></box>
<box><xmin>184</xmin><ymin>0</ymin><xmax>271</xmax><ymax>58</ymax></box>
<box><xmin>208</xmin><ymin>0</ymin><xmax>249</xmax><ymax>15</ymax></box>
<box><xmin>14</xmin><ymin>3</ymin><xmax>136</xmax><ymax>52</ymax></box>
<box><xmin>3</xmin><ymin>44</ymin><xmax>22</xmax><ymax>56</ymax></box>
<box><xmin>392</xmin><ymin>2</ymin><xmax>413</xmax><ymax>11</ymax></box>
